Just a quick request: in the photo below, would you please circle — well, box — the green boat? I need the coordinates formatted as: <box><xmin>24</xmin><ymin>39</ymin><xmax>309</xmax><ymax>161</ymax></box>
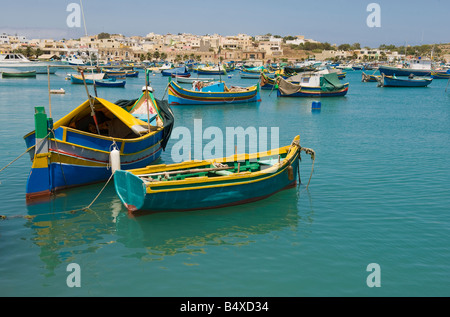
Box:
<box><xmin>2</xmin><ymin>70</ymin><xmax>36</xmax><ymax>78</ymax></box>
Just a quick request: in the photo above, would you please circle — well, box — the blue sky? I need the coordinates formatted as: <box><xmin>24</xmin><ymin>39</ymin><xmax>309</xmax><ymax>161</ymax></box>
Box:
<box><xmin>0</xmin><ymin>0</ymin><xmax>448</xmax><ymax>47</ymax></box>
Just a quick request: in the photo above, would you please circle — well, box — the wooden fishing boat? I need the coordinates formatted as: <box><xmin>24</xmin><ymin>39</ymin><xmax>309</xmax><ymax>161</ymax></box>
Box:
<box><xmin>168</xmin><ymin>80</ymin><xmax>261</xmax><ymax>105</ymax></box>
<box><xmin>2</xmin><ymin>70</ymin><xmax>36</xmax><ymax>78</ymax></box>
<box><xmin>70</xmin><ymin>74</ymin><xmax>125</xmax><ymax>87</ymax></box>
<box><xmin>376</xmin><ymin>74</ymin><xmax>432</xmax><ymax>87</ymax></box>
<box><xmin>161</xmin><ymin>66</ymin><xmax>190</xmax><ymax>77</ymax></box>
<box><xmin>95</xmin><ymin>78</ymin><xmax>126</xmax><ymax>87</ymax></box>
<box><xmin>196</xmin><ymin>65</ymin><xmax>227</xmax><ymax>75</ymax></box>
<box><xmin>431</xmin><ymin>70</ymin><xmax>450</xmax><ymax>79</ymax></box>
<box><xmin>114</xmin><ymin>135</ymin><xmax>315</xmax><ymax>213</ymax></box>
<box><xmin>23</xmin><ymin>89</ymin><xmax>174</xmax><ymax>201</ymax></box>
<box><xmin>174</xmin><ymin>76</ymin><xmax>215</xmax><ymax>84</ymax></box>
<box><xmin>378</xmin><ymin>59</ymin><xmax>432</xmax><ymax>77</ymax></box>
<box><xmin>277</xmin><ymin>73</ymin><xmax>349</xmax><ymax>97</ymax></box>
<box><xmin>103</xmin><ymin>70</ymin><xmax>126</xmax><ymax>78</ymax></box>
<box><xmin>171</xmin><ymin>73</ymin><xmax>191</xmax><ymax>78</ymax></box>
<box><xmin>260</xmin><ymin>72</ymin><xmax>277</xmax><ymax>90</ymax></box>
<box><xmin>361</xmin><ymin>72</ymin><xmax>380</xmax><ymax>82</ymax></box>
<box><xmin>124</xmin><ymin>70</ymin><xmax>139</xmax><ymax>77</ymax></box>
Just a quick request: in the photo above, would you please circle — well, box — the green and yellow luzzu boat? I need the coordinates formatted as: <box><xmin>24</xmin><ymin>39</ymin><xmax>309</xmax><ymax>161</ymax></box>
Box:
<box><xmin>114</xmin><ymin>135</ymin><xmax>315</xmax><ymax>214</ymax></box>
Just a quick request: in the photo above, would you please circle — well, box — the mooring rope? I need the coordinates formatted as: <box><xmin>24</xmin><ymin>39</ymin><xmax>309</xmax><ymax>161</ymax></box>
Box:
<box><xmin>0</xmin><ymin>171</ymin><xmax>116</xmax><ymax>221</ymax></box>
<box><xmin>0</xmin><ymin>131</ymin><xmax>52</xmax><ymax>174</ymax></box>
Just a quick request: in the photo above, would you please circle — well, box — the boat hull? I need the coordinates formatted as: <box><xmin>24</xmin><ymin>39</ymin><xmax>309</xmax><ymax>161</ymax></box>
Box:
<box><xmin>24</xmin><ymin>96</ymin><xmax>174</xmax><ymax>200</ymax></box>
<box><xmin>277</xmin><ymin>84</ymin><xmax>349</xmax><ymax>97</ymax></box>
<box><xmin>24</xmin><ymin>127</ymin><xmax>165</xmax><ymax>199</ymax></box>
<box><xmin>431</xmin><ymin>71</ymin><xmax>450</xmax><ymax>79</ymax></box>
<box><xmin>2</xmin><ymin>71</ymin><xmax>36</xmax><ymax>78</ymax></box>
<box><xmin>381</xmin><ymin>75</ymin><xmax>432</xmax><ymax>87</ymax></box>
<box><xmin>114</xmin><ymin>138</ymin><xmax>306</xmax><ymax>213</ymax></box>
<box><xmin>168</xmin><ymin>81</ymin><xmax>261</xmax><ymax>105</ymax></box>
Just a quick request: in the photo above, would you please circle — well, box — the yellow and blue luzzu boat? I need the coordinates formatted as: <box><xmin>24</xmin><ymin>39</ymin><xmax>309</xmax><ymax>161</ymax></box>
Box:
<box><xmin>114</xmin><ymin>135</ymin><xmax>315</xmax><ymax>214</ymax></box>
<box><xmin>23</xmin><ymin>92</ymin><xmax>174</xmax><ymax>201</ymax></box>
<box><xmin>168</xmin><ymin>80</ymin><xmax>261</xmax><ymax>105</ymax></box>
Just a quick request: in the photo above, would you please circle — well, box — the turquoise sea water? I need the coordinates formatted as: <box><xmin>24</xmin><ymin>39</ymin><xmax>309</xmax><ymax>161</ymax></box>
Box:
<box><xmin>0</xmin><ymin>68</ymin><xmax>449</xmax><ymax>297</ymax></box>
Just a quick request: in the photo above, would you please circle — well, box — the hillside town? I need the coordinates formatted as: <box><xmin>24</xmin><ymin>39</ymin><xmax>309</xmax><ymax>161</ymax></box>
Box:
<box><xmin>1</xmin><ymin>32</ymin><xmax>449</xmax><ymax>65</ymax></box>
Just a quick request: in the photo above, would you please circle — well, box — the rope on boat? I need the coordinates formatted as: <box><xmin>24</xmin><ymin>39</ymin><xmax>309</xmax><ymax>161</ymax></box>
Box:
<box><xmin>289</xmin><ymin>138</ymin><xmax>315</xmax><ymax>189</ymax></box>
<box><xmin>0</xmin><ymin>131</ymin><xmax>52</xmax><ymax>174</ymax></box>
<box><xmin>0</xmin><ymin>171</ymin><xmax>116</xmax><ymax>221</ymax></box>
<box><xmin>83</xmin><ymin>171</ymin><xmax>115</xmax><ymax>210</ymax></box>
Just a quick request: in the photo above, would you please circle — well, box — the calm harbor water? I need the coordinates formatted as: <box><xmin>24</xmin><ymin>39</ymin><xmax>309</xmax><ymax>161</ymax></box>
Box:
<box><xmin>0</xmin><ymin>67</ymin><xmax>449</xmax><ymax>297</ymax></box>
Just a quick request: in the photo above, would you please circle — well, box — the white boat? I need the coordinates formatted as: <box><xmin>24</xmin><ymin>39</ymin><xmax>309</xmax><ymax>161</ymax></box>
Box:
<box><xmin>0</xmin><ymin>53</ymin><xmax>56</xmax><ymax>74</ymax></box>
<box><xmin>67</xmin><ymin>56</ymin><xmax>86</xmax><ymax>66</ymax></box>
<box><xmin>175</xmin><ymin>76</ymin><xmax>215</xmax><ymax>84</ymax></box>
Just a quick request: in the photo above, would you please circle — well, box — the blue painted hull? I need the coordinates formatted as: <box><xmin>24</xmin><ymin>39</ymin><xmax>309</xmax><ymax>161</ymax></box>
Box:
<box><xmin>381</xmin><ymin>76</ymin><xmax>432</xmax><ymax>87</ymax></box>
<box><xmin>168</xmin><ymin>81</ymin><xmax>261</xmax><ymax>105</ymax></box>
<box><xmin>161</xmin><ymin>67</ymin><xmax>189</xmax><ymax>76</ymax></box>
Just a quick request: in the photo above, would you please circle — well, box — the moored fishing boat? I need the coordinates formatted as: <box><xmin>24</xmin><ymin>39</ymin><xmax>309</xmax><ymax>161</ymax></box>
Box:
<box><xmin>174</xmin><ymin>76</ymin><xmax>215</xmax><ymax>84</ymax></box>
<box><xmin>71</xmin><ymin>73</ymin><xmax>125</xmax><ymax>87</ymax></box>
<box><xmin>378</xmin><ymin>59</ymin><xmax>433</xmax><ymax>76</ymax></box>
<box><xmin>167</xmin><ymin>80</ymin><xmax>261</xmax><ymax>105</ymax></box>
<box><xmin>114</xmin><ymin>135</ymin><xmax>315</xmax><ymax>213</ymax></box>
<box><xmin>2</xmin><ymin>70</ymin><xmax>36</xmax><ymax>78</ymax></box>
<box><xmin>361</xmin><ymin>72</ymin><xmax>380</xmax><ymax>82</ymax></box>
<box><xmin>277</xmin><ymin>73</ymin><xmax>349</xmax><ymax>97</ymax></box>
<box><xmin>376</xmin><ymin>74</ymin><xmax>432</xmax><ymax>87</ymax></box>
<box><xmin>161</xmin><ymin>66</ymin><xmax>190</xmax><ymax>77</ymax></box>
<box><xmin>0</xmin><ymin>53</ymin><xmax>57</xmax><ymax>74</ymax></box>
<box><xmin>196</xmin><ymin>65</ymin><xmax>227</xmax><ymax>75</ymax></box>
<box><xmin>431</xmin><ymin>70</ymin><xmax>450</xmax><ymax>79</ymax></box>
<box><xmin>23</xmin><ymin>88</ymin><xmax>174</xmax><ymax>201</ymax></box>
<box><xmin>260</xmin><ymin>72</ymin><xmax>277</xmax><ymax>90</ymax></box>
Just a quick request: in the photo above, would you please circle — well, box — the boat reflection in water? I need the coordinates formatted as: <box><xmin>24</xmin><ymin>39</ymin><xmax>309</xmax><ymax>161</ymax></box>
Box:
<box><xmin>25</xmin><ymin>180</ymin><xmax>314</xmax><ymax>269</ymax></box>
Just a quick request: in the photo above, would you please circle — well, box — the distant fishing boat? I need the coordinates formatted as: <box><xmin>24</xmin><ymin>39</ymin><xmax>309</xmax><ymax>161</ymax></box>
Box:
<box><xmin>2</xmin><ymin>70</ymin><xmax>36</xmax><ymax>78</ymax></box>
<box><xmin>70</xmin><ymin>73</ymin><xmax>125</xmax><ymax>87</ymax></box>
<box><xmin>277</xmin><ymin>73</ymin><xmax>349</xmax><ymax>97</ymax></box>
<box><xmin>0</xmin><ymin>53</ymin><xmax>56</xmax><ymax>74</ymax></box>
<box><xmin>23</xmin><ymin>89</ymin><xmax>174</xmax><ymax>201</ymax></box>
<box><xmin>361</xmin><ymin>72</ymin><xmax>380</xmax><ymax>82</ymax></box>
<box><xmin>260</xmin><ymin>73</ymin><xmax>277</xmax><ymax>90</ymax></box>
<box><xmin>196</xmin><ymin>65</ymin><xmax>227</xmax><ymax>75</ymax></box>
<box><xmin>114</xmin><ymin>134</ymin><xmax>315</xmax><ymax>213</ymax></box>
<box><xmin>378</xmin><ymin>58</ymin><xmax>433</xmax><ymax>76</ymax></box>
<box><xmin>161</xmin><ymin>66</ymin><xmax>190</xmax><ymax>77</ymax></box>
<box><xmin>431</xmin><ymin>70</ymin><xmax>450</xmax><ymax>79</ymax></box>
<box><xmin>376</xmin><ymin>74</ymin><xmax>432</xmax><ymax>87</ymax></box>
<box><xmin>174</xmin><ymin>76</ymin><xmax>215</xmax><ymax>84</ymax></box>
<box><xmin>241</xmin><ymin>66</ymin><xmax>277</xmax><ymax>79</ymax></box>
<box><xmin>171</xmin><ymin>73</ymin><xmax>191</xmax><ymax>78</ymax></box>
<box><xmin>168</xmin><ymin>80</ymin><xmax>261</xmax><ymax>105</ymax></box>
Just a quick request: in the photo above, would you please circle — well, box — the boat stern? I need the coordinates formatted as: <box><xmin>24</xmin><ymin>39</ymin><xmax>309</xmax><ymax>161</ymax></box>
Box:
<box><xmin>114</xmin><ymin>170</ymin><xmax>147</xmax><ymax>212</ymax></box>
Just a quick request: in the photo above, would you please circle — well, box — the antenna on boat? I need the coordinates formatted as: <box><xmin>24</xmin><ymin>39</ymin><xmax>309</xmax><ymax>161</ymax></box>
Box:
<box><xmin>47</xmin><ymin>65</ymin><xmax>52</xmax><ymax>118</ymax></box>
<box><xmin>79</xmin><ymin>0</ymin><xmax>97</xmax><ymax>97</ymax></box>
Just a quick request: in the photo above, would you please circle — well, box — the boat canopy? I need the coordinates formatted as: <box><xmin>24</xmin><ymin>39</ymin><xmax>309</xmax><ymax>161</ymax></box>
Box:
<box><xmin>54</xmin><ymin>97</ymin><xmax>151</xmax><ymax>138</ymax></box>
<box><xmin>319</xmin><ymin>73</ymin><xmax>344</xmax><ymax>91</ymax></box>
